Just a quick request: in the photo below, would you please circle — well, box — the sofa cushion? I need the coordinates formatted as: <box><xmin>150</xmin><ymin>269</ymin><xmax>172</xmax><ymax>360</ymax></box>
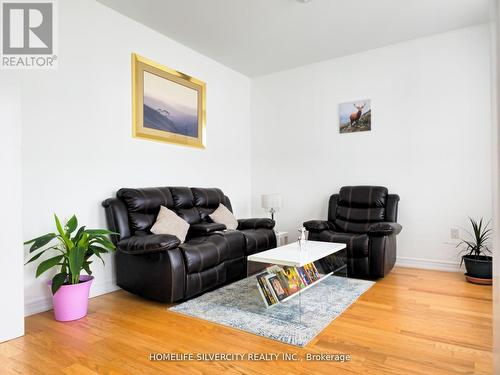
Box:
<box><xmin>170</xmin><ymin>187</ymin><xmax>202</xmax><ymax>224</ymax></box>
<box><xmin>337</xmin><ymin>206</ymin><xmax>385</xmax><ymax>223</ymax></box>
<box><xmin>117</xmin><ymin>187</ymin><xmax>174</xmax><ymax>232</ymax></box>
<box><xmin>334</xmin><ymin>219</ymin><xmax>371</xmax><ymax>234</ymax></box>
<box><xmin>180</xmin><ymin>234</ymin><xmax>230</xmax><ymax>273</ymax></box>
<box><xmin>334</xmin><ymin>186</ymin><xmax>388</xmax><ymax>233</ymax></box>
<box><xmin>117</xmin><ymin>234</ymin><xmax>180</xmax><ymax>255</ymax></box>
<box><xmin>220</xmin><ymin>230</ymin><xmax>246</xmax><ymax>259</ymax></box>
<box><xmin>192</xmin><ymin>187</ymin><xmax>226</xmax><ymax>221</ymax></box>
<box><xmin>317</xmin><ymin>230</ymin><xmax>369</xmax><ymax>258</ymax></box>
<box><xmin>170</xmin><ymin>187</ymin><xmax>195</xmax><ymax>208</ymax></box>
<box><xmin>240</xmin><ymin>228</ymin><xmax>277</xmax><ymax>255</ymax></box>
<box><xmin>237</xmin><ymin>218</ymin><xmax>275</xmax><ymax>230</ymax></box>
<box><xmin>185</xmin><ymin>262</ymin><xmax>226</xmax><ymax>298</ymax></box>
<box><xmin>209</xmin><ymin>204</ymin><xmax>238</xmax><ymax>230</ymax></box>
<box><xmin>150</xmin><ymin>206</ymin><xmax>190</xmax><ymax>243</ymax></box>
<box><xmin>338</xmin><ymin>186</ymin><xmax>388</xmax><ymax>208</ymax></box>
<box><xmin>189</xmin><ymin>222</ymin><xmax>226</xmax><ymax>235</ymax></box>
<box><xmin>192</xmin><ymin>187</ymin><xmax>225</xmax><ymax>207</ymax></box>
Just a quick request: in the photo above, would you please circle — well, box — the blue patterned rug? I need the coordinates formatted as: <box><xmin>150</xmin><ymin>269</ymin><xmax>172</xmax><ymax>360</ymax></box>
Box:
<box><xmin>169</xmin><ymin>275</ymin><xmax>374</xmax><ymax>347</ymax></box>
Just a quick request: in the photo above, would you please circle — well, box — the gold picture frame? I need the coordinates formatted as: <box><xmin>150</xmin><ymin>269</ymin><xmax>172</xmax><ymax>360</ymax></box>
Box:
<box><xmin>132</xmin><ymin>53</ymin><xmax>206</xmax><ymax>148</ymax></box>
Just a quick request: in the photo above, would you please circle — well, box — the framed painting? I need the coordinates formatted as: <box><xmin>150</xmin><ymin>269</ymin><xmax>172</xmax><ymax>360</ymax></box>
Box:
<box><xmin>339</xmin><ymin>99</ymin><xmax>371</xmax><ymax>134</ymax></box>
<box><xmin>132</xmin><ymin>53</ymin><xmax>206</xmax><ymax>148</ymax></box>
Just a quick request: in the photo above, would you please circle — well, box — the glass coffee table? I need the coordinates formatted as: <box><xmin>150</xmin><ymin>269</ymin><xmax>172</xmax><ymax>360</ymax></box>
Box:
<box><xmin>246</xmin><ymin>240</ymin><xmax>348</xmax><ymax>321</ymax></box>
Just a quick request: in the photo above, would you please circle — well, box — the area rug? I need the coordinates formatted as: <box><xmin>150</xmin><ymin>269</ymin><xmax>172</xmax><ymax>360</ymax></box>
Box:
<box><xmin>169</xmin><ymin>275</ymin><xmax>374</xmax><ymax>347</ymax></box>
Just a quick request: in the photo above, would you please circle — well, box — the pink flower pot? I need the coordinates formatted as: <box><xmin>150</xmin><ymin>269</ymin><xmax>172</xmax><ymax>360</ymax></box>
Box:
<box><xmin>47</xmin><ymin>275</ymin><xmax>94</xmax><ymax>322</ymax></box>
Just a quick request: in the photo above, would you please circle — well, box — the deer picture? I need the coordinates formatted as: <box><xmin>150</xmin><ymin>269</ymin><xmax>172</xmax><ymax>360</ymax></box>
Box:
<box><xmin>349</xmin><ymin>103</ymin><xmax>366</xmax><ymax>127</ymax></box>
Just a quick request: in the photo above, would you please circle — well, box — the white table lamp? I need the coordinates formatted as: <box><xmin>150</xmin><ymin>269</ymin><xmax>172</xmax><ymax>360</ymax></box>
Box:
<box><xmin>261</xmin><ymin>193</ymin><xmax>282</xmax><ymax>221</ymax></box>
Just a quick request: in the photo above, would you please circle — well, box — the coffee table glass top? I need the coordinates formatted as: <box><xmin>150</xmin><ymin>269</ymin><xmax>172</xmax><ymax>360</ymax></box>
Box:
<box><xmin>247</xmin><ymin>240</ymin><xmax>346</xmax><ymax>267</ymax></box>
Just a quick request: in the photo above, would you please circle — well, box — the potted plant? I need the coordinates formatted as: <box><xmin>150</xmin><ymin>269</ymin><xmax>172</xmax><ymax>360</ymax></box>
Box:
<box><xmin>457</xmin><ymin>217</ymin><xmax>492</xmax><ymax>284</ymax></box>
<box><xmin>24</xmin><ymin>214</ymin><xmax>116</xmax><ymax>321</ymax></box>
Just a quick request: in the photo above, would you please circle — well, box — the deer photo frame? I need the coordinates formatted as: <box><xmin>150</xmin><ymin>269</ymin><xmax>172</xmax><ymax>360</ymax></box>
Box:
<box><xmin>339</xmin><ymin>99</ymin><xmax>371</xmax><ymax>134</ymax></box>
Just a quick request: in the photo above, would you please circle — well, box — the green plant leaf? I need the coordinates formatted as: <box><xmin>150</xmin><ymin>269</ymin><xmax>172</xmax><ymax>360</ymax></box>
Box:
<box><xmin>54</xmin><ymin>214</ymin><xmax>65</xmax><ymax>237</ymax></box>
<box><xmin>82</xmin><ymin>261</ymin><xmax>93</xmax><ymax>275</ymax></box>
<box><xmin>90</xmin><ymin>246</ymin><xmax>106</xmax><ymax>265</ymax></box>
<box><xmin>84</xmin><ymin>229</ymin><xmax>117</xmax><ymax>236</ymax></box>
<box><xmin>24</xmin><ymin>247</ymin><xmax>57</xmax><ymax>265</ymax></box>
<box><xmin>71</xmin><ymin>225</ymin><xmax>86</xmax><ymax>243</ymax></box>
<box><xmin>54</xmin><ymin>214</ymin><xmax>74</xmax><ymax>250</ymax></box>
<box><xmin>66</xmin><ymin>215</ymin><xmax>78</xmax><ymax>234</ymax></box>
<box><xmin>68</xmin><ymin>247</ymin><xmax>86</xmax><ymax>284</ymax></box>
<box><xmin>90</xmin><ymin>236</ymin><xmax>115</xmax><ymax>250</ymax></box>
<box><xmin>61</xmin><ymin>260</ymin><xmax>67</xmax><ymax>275</ymax></box>
<box><xmin>77</xmin><ymin>233</ymin><xmax>89</xmax><ymax>249</ymax></box>
<box><xmin>27</xmin><ymin>233</ymin><xmax>57</xmax><ymax>253</ymax></box>
<box><xmin>24</xmin><ymin>232</ymin><xmax>56</xmax><ymax>246</ymax></box>
<box><xmin>35</xmin><ymin>255</ymin><xmax>64</xmax><ymax>277</ymax></box>
<box><xmin>90</xmin><ymin>245</ymin><xmax>109</xmax><ymax>253</ymax></box>
<box><xmin>458</xmin><ymin>217</ymin><xmax>492</xmax><ymax>258</ymax></box>
<box><xmin>51</xmin><ymin>272</ymin><xmax>67</xmax><ymax>295</ymax></box>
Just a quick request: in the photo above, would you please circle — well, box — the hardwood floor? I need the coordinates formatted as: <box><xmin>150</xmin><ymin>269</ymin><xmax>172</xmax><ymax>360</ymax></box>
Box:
<box><xmin>0</xmin><ymin>267</ymin><xmax>492</xmax><ymax>374</ymax></box>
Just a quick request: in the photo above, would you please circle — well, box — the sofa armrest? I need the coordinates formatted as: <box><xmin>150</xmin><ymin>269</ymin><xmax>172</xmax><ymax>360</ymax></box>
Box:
<box><xmin>102</xmin><ymin>198</ymin><xmax>130</xmax><ymax>244</ymax></box>
<box><xmin>303</xmin><ymin>220</ymin><xmax>331</xmax><ymax>232</ymax></box>
<box><xmin>189</xmin><ymin>222</ymin><xmax>226</xmax><ymax>235</ymax></box>
<box><xmin>117</xmin><ymin>234</ymin><xmax>181</xmax><ymax>255</ymax></box>
<box><xmin>237</xmin><ymin>218</ymin><xmax>275</xmax><ymax>230</ymax></box>
<box><xmin>368</xmin><ymin>222</ymin><xmax>402</xmax><ymax>237</ymax></box>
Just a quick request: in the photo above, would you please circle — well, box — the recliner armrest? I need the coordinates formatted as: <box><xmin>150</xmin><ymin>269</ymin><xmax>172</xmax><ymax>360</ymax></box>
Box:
<box><xmin>102</xmin><ymin>198</ymin><xmax>130</xmax><ymax>244</ymax></box>
<box><xmin>117</xmin><ymin>234</ymin><xmax>181</xmax><ymax>255</ymax></box>
<box><xmin>368</xmin><ymin>222</ymin><xmax>402</xmax><ymax>237</ymax></box>
<box><xmin>303</xmin><ymin>220</ymin><xmax>331</xmax><ymax>232</ymax></box>
<box><xmin>237</xmin><ymin>218</ymin><xmax>275</xmax><ymax>230</ymax></box>
<box><xmin>189</xmin><ymin>222</ymin><xmax>226</xmax><ymax>235</ymax></box>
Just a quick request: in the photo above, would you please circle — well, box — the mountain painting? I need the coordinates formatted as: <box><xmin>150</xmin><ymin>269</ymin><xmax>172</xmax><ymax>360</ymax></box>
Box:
<box><xmin>132</xmin><ymin>54</ymin><xmax>206</xmax><ymax>148</ymax></box>
<box><xmin>143</xmin><ymin>71</ymin><xmax>199</xmax><ymax>138</ymax></box>
<box><xmin>339</xmin><ymin>99</ymin><xmax>371</xmax><ymax>134</ymax></box>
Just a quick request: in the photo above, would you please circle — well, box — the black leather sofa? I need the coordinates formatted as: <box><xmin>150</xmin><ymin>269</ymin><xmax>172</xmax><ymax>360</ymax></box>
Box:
<box><xmin>102</xmin><ymin>187</ymin><xmax>276</xmax><ymax>302</ymax></box>
<box><xmin>304</xmin><ymin>186</ymin><xmax>401</xmax><ymax>278</ymax></box>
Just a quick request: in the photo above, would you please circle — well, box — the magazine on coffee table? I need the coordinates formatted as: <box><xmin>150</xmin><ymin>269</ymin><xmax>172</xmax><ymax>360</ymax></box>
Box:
<box><xmin>255</xmin><ymin>262</ymin><xmax>328</xmax><ymax>308</ymax></box>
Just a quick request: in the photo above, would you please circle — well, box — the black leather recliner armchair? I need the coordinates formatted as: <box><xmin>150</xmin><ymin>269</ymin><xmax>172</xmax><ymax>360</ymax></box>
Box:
<box><xmin>304</xmin><ymin>186</ymin><xmax>401</xmax><ymax>278</ymax></box>
<box><xmin>102</xmin><ymin>187</ymin><xmax>276</xmax><ymax>303</ymax></box>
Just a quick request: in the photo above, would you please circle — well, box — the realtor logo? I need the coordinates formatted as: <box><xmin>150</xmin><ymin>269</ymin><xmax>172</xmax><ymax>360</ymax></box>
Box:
<box><xmin>1</xmin><ymin>0</ymin><xmax>57</xmax><ymax>68</ymax></box>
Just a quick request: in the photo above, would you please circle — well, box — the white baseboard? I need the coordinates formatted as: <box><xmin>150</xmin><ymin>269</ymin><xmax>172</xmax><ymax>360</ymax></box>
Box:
<box><xmin>24</xmin><ymin>279</ymin><xmax>120</xmax><ymax>316</ymax></box>
<box><xmin>396</xmin><ymin>256</ymin><xmax>461</xmax><ymax>272</ymax></box>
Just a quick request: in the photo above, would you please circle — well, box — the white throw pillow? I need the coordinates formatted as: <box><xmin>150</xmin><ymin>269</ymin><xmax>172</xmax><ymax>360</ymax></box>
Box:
<box><xmin>150</xmin><ymin>206</ymin><xmax>190</xmax><ymax>243</ymax></box>
<box><xmin>209</xmin><ymin>204</ymin><xmax>238</xmax><ymax>230</ymax></box>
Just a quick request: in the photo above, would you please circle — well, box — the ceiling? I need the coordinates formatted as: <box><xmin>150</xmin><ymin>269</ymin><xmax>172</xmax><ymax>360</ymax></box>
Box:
<box><xmin>98</xmin><ymin>0</ymin><xmax>490</xmax><ymax>77</ymax></box>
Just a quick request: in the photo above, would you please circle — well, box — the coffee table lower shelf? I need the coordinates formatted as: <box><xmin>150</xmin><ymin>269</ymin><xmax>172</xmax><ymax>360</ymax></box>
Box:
<box><xmin>266</xmin><ymin>271</ymin><xmax>333</xmax><ymax>308</ymax></box>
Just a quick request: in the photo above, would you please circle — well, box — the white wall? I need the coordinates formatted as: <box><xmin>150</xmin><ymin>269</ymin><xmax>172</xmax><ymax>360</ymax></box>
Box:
<box><xmin>0</xmin><ymin>75</ymin><xmax>24</xmax><ymax>341</ymax></box>
<box><xmin>21</xmin><ymin>0</ymin><xmax>251</xmax><ymax>314</ymax></box>
<box><xmin>251</xmin><ymin>25</ymin><xmax>492</xmax><ymax>269</ymax></box>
